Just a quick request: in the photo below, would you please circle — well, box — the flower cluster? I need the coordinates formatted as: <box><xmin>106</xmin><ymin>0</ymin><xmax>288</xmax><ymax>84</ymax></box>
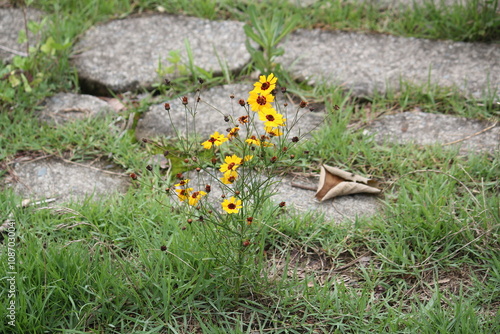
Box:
<box><xmin>197</xmin><ymin>73</ymin><xmax>285</xmax><ymax>214</ymax></box>
<box><xmin>247</xmin><ymin>74</ymin><xmax>286</xmax><ymax>139</ymax></box>
<box><xmin>174</xmin><ymin>179</ymin><xmax>207</xmax><ymax>206</ymax></box>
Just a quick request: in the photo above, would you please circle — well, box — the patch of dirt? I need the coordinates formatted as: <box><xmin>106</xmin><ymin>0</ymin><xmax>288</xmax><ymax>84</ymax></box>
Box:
<box><xmin>265</xmin><ymin>245</ymin><xmax>375</xmax><ymax>288</ymax></box>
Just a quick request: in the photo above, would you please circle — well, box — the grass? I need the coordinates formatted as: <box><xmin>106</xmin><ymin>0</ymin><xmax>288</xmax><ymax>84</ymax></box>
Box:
<box><xmin>1</xmin><ymin>0</ymin><xmax>499</xmax><ymax>333</ymax></box>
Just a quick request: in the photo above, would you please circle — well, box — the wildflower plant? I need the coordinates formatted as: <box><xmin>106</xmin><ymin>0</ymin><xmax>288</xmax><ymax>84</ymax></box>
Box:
<box><xmin>137</xmin><ymin>74</ymin><xmax>311</xmax><ymax>297</ymax></box>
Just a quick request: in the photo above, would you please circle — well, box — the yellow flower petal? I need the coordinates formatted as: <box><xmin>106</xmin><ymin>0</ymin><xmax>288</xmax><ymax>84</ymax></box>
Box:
<box><xmin>221</xmin><ymin>196</ymin><xmax>242</xmax><ymax>214</ymax></box>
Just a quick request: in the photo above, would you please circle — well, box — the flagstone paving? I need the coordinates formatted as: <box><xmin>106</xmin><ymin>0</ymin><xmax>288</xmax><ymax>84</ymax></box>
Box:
<box><xmin>72</xmin><ymin>14</ymin><xmax>252</xmax><ymax>95</ymax></box>
<box><xmin>4</xmin><ymin>158</ymin><xmax>129</xmax><ymax>204</ymax></box>
<box><xmin>278</xmin><ymin>29</ymin><xmax>499</xmax><ymax>99</ymax></box>
<box><xmin>0</xmin><ymin>7</ymin><xmax>43</xmax><ymax>62</ymax></box>
<box><xmin>38</xmin><ymin>92</ymin><xmax>113</xmax><ymax>125</ymax></box>
<box><xmin>2</xmin><ymin>7</ymin><xmax>498</xmax><ymax>221</ymax></box>
<box><xmin>365</xmin><ymin>111</ymin><xmax>499</xmax><ymax>154</ymax></box>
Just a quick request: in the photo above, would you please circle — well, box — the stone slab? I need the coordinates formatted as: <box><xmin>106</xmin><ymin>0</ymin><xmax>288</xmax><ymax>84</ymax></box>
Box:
<box><xmin>38</xmin><ymin>92</ymin><xmax>113</xmax><ymax>125</ymax></box>
<box><xmin>278</xmin><ymin>29</ymin><xmax>499</xmax><ymax>99</ymax></box>
<box><xmin>4</xmin><ymin>158</ymin><xmax>129</xmax><ymax>203</ymax></box>
<box><xmin>0</xmin><ymin>7</ymin><xmax>43</xmax><ymax>62</ymax></box>
<box><xmin>135</xmin><ymin>83</ymin><xmax>325</xmax><ymax>141</ymax></box>
<box><xmin>365</xmin><ymin>111</ymin><xmax>499</xmax><ymax>154</ymax></box>
<box><xmin>181</xmin><ymin>168</ymin><xmax>381</xmax><ymax>224</ymax></box>
<box><xmin>72</xmin><ymin>14</ymin><xmax>252</xmax><ymax>94</ymax></box>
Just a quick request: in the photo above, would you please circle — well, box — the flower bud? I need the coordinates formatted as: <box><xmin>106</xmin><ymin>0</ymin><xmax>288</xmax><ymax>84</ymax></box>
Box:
<box><xmin>182</xmin><ymin>96</ymin><xmax>188</xmax><ymax>105</ymax></box>
<box><xmin>130</xmin><ymin>173</ymin><xmax>138</xmax><ymax>180</ymax></box>
<box><xmin>164</xmin><ymin>103</ymin><xmax>170</xmax><ymax>111</ymax></box>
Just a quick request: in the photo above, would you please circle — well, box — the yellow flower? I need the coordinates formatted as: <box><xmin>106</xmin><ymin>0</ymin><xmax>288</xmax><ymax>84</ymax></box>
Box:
<box><xmin>265</xmin><ymin>127</ymin><xmax>283</xmax><ymax>137</ymax></box>
<box><xmin>251</xmin><ymin>73</ymin><xmax>277</xmax><ymax>96</ymax></box>
<box><xmin>227</xmin><ymin>127</ymin><xmax>240</xmax><ymax>139</ymax></box>
<box><xmin>258</xmin><ymin>107</ymin><xmax>286</xmax><ymax>128</ymax></box>
<box><xmin>175</xmin><ymin>187</ymin><xmax>193</xmax><ymax>202</ymax></box>
<box><xmin>243</xmin><ymin>155</ymin><xmax>253</xmax><ymax>162</ymax></box>
<box><xmin>245</xmin><ymin>135</ymin><xmax>261</xmax><ymax>146</ymax></box>
<box><xmin>201</xmin><ymin>131</ymin><xmax>228</xmax><ymax>149</ymax></box>
<box><xmin>219</xmin><ymin>154</ymin><xmax>242</xmax><ymax>173</ymax></box>
<box><xmin>221</xmin><ymin>170</ymin><xmax>238</xmax><ymax>184</ymax></box>
<box><xmin>221</xmin><ymin>196</ymin><xmax>242</xmax><ymax>214</ymax></box>
<box><xmin>247</xmin><ymin>91</ymin><xmax>274</xmax><ymax>113</ymax></box>
<box><xmin>188</xmin><ymin>191</ymin><xmax>207</xmax><ymax>206</ymax></box>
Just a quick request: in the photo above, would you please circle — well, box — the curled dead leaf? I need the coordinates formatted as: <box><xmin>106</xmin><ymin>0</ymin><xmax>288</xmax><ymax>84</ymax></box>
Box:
<box><xmin>315</xmin><ymin>165</ymin><xmax>381</xmax><ymax>201</ymax></box>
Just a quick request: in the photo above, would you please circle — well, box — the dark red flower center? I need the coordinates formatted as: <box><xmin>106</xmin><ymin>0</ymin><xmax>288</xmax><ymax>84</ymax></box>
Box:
<box><xmin>227</xmin><ymin>162</ymin><xmax>236</xmax><ymax>170</ymax></box>
<box><xmin>228</xmin><ymin>203</ymin><xmax>236</xmax><ymax>210</ymax></box>
<box><xmin>191</xmin><ymin>192</ymin><xmax>199</xmax><ymax>198</ymax></box>
<box><xmin>266</xmin><ymin>114</ymin><xmax>275</xmax><ymax>122</ymax></box>
<box><xmin>208</xmin><ymin>137</ymin><xmax>217</xmax><ymax>143</ymax></box>
<box><xmin>256</xmin><ymin>96</ymin><xmax>267</xmax><ymax>106</ymax></box>
<box><xmin>261</xmin><ymin>82</ymin><xmax>270</xmax><ymax>91</ymax></box>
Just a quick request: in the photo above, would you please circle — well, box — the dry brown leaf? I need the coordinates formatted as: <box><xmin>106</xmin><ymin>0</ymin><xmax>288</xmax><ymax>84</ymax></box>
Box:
<box><xmin>315</xmin><ymin>165</ymin><xmax>381</xmax><ymax>201</ymax></box>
